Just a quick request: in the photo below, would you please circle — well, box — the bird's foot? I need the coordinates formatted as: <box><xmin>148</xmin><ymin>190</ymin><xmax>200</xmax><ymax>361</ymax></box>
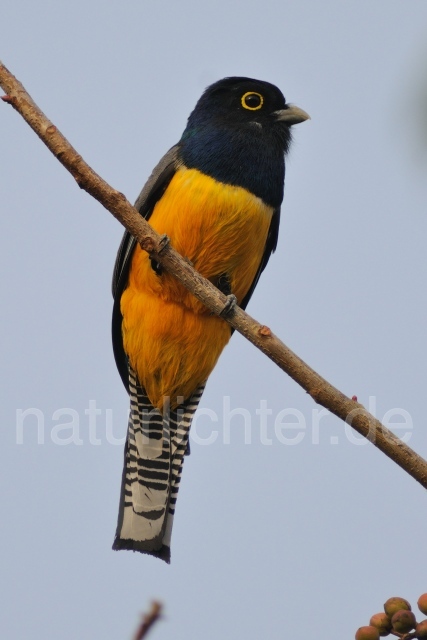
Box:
<box><xmin>157</xmin><ymin>234</ymin><xmax>170</xmax><ymax>253</ymax></box>
<box><xmin>220</xmin><ymin>294</ymin><xmax>237</xmax><ymax>318</ymax></box>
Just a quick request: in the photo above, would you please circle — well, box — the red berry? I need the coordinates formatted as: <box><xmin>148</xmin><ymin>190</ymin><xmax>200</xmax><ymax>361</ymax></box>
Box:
<box><xmin>384</xmin><ymin>597</ymin><xmax>411</xmax><ymax>618</ymax></box>
<box><xmin>418</xmin><ymin>595</ymin><xmax>427</xmax><ymax>616</ymax></box>
<box><xmin>370</xmin><ymin>613</ymin><xmax>392</xmax><ymax>636</ymax></box>
<box><xmin>355</xmin><ymin>626</ymin><xmax>380</xmax><ymax>640</ymax></box>
<box><xmin>391</xmin><ymin>610</ymin><xmax>416</xmax><ymax>633</ymax></box>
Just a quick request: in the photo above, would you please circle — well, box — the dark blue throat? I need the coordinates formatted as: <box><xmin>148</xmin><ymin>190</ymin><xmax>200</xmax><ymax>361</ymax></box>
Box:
<box><xmin>179</xmin><ymin>123</ymin><xmax>288</xmax><ymax>208</ymax></box>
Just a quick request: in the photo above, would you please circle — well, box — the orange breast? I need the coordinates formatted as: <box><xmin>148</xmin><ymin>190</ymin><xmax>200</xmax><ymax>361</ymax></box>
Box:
<box><xmin>121</xmin><ymin>167</ymin><xmax>274</xmax><ymax>409</ymax></box>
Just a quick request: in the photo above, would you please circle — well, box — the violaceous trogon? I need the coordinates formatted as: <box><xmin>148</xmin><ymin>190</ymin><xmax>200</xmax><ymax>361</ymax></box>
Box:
<box><xmin>112</xmin><ymin>77</ymin><xmax>309</xmax><ymax>562</ymax></box>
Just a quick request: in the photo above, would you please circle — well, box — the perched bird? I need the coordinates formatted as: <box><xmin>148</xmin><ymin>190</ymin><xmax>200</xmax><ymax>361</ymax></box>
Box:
<box><xmin>112</xmin><ymin>77</ymin><xmax>309</xmax><ymax>562</ymax></box>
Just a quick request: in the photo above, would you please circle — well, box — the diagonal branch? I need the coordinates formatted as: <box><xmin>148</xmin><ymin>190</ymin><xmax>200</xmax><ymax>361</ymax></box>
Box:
<box><xmin>1</xmin><ymin>59</ymin><xmax>427</xmax><ymax>490</ymax></box>
<box><xmin>132</xmin><ymin>601</ymin><xmax>163</xmax><ymax>640</ymax></box>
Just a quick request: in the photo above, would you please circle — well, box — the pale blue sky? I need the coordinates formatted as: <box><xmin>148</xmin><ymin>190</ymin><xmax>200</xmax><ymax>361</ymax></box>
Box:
<box><xmin>2</xmin><ymin>1</ymin><xmax>427</xmax><ymax>638</ymax></box>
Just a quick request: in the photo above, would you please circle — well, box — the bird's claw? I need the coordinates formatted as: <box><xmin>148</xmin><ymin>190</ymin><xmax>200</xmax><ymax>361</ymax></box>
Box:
<box><xmin>220</xmin><ymin>294</ymin><xmax>237</xmax><ymax>317</ymax></box>
<box><xmin>157</xmin><ymin>234</ymin><xmax>170</xmax><ymax>253</ymax></box>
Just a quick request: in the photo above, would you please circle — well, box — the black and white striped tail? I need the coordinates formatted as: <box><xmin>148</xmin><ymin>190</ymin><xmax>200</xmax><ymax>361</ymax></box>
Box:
<box><xmin>113</xmin><ymin>366</ymin><xmax>205</xmax><ymax>563</ymax></box>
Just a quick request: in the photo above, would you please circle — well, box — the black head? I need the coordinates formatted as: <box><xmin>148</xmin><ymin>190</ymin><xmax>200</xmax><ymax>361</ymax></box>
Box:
<box><xmin>185</xmin><ymin>77</ymin><xmax>309</xmax><ymax>139</ymax></box>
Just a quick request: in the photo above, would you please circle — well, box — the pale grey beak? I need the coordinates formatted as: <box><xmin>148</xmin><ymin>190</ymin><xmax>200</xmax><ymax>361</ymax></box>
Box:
<box><xmin>274</xmin><ymin>104</ymin><xmax>310</xmax><ymax>125</ymax></box>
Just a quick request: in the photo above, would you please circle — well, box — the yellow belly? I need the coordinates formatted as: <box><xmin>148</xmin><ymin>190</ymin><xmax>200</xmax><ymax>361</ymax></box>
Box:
<box><xmin>121</xmin><ymin>167</ymin><xmax>274</xmax><ymax>409</ymax></box>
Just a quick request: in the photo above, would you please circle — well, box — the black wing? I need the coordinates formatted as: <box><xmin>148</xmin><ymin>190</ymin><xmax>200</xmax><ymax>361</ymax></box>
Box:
<box><xmin>112</xmin><ymin>145</ymin><xmax>180</xmax><ymax>391</ymax></box>
<box><xmin>239</xmin><ymin>206</ymin><xmax>281</xmax><ymax>311</ymax></box>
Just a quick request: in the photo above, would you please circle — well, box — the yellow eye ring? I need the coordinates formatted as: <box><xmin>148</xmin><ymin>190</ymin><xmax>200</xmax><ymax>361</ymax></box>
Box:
<box><xmin>241</xmin><ymin>91</ymin><xmax>264</xmax><ymax>111</ymax></box>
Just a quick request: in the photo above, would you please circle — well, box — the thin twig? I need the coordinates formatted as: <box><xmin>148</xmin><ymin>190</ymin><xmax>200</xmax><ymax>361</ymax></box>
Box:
<box><xmin>1</xmin><ymin>60</ymin><xmax>427</xmax><ymax>491</ymax></box>
<box><xmin>133</xmin><ymin>601</ymin><xmax>163</xmax><ymax>640</ymax></box>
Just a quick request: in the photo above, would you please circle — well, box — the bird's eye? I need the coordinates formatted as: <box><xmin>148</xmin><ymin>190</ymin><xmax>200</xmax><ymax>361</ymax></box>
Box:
<box><xmin>241</xmin><ymin>92</ymin><xmax>264</xmax><ymax>111</ymax></box>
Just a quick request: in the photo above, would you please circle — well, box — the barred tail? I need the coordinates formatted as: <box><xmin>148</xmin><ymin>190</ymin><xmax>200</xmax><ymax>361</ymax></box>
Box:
<box><xmin>113</xmin><ymin>366</ymin><xmax>205</xmax><ymax>563</ymax></box>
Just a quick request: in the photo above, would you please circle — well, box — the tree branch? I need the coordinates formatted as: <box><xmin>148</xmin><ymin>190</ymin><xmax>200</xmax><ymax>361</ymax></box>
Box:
<box><xmin>132</xmin><ymin>601</ymin><xmax>163</xmax><ymax>640</ymax></box>
<box><xmin>1</xmin><ymin>59</ymin><xmax>427</xmax><ymax>490</ymax></box>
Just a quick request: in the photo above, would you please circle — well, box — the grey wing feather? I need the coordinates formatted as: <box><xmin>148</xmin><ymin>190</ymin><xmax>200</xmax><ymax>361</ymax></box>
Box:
<box><xmin>111</xmin><ymin>144</ymin><xmax>181</xmax><ymax>391</ymax></box>
<box><xmin>111</xmin><ymin>144</ymin><xmax>181</xmax><ymax>298</ymax></box>
<box><xmin>239</xmin><ymin>206</ymin><xmax>281</xmax><ymax>311</ymax></box>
